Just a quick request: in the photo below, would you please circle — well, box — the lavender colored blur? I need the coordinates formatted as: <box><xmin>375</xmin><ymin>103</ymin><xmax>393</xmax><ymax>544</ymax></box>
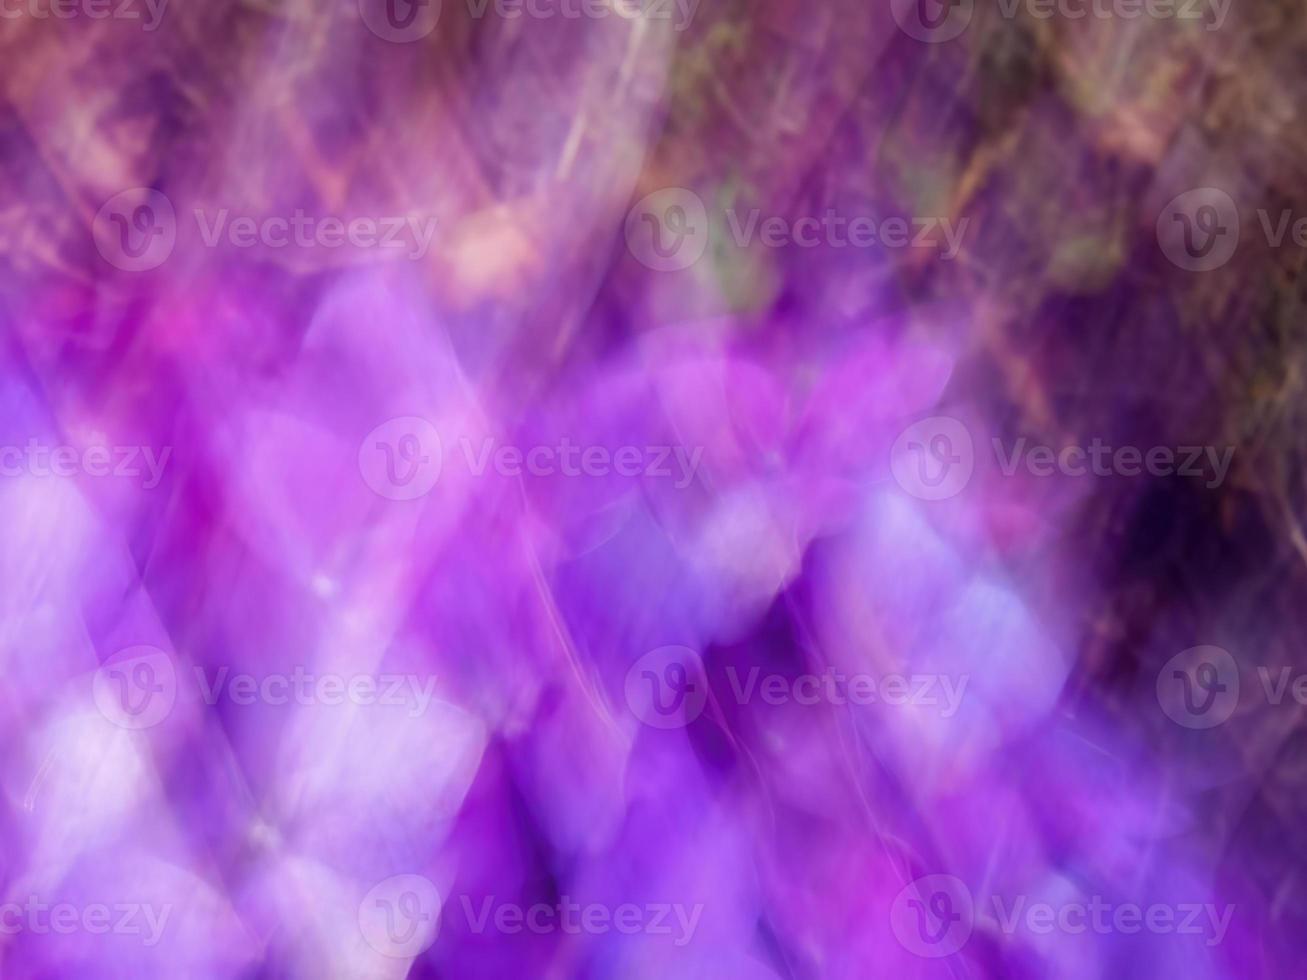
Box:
<box><xmin>0</xmin><ymin>0</ymin><xmax>1300</xmax><ymax>976</ymax></box>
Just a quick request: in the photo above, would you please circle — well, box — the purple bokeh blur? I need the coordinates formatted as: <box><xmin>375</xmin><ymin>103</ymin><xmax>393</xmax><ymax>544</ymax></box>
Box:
<box><xmin>0</xmin><ymin>0</ymin><xmax>1299</xmax><ymax>976</ymax></box>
